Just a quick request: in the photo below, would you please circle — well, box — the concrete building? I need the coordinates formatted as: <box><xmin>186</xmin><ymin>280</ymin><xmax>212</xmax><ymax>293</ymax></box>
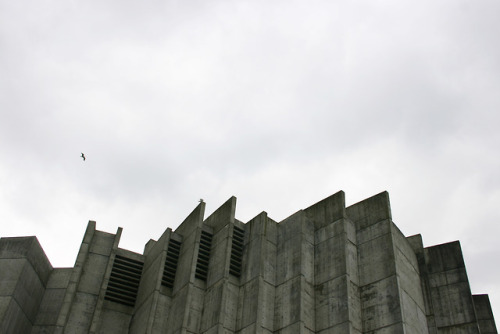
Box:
<box><xmin>0</xmin><ymin>191</ymin><xmax>497</xmax><ymax>333</ymax></box>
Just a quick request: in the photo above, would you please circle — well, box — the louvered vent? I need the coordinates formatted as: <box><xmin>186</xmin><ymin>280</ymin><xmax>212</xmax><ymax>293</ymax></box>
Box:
<box><xmin>195</xmin><ymin>231</ymin><xmax>212</xmax><ymax>281</ymax></box>
<box><xmin>162</xmin><ymin>238</ymin><xmax>181</xmax><ymax>288</ymax></box>
<box><xmin>104</xmin><ymin>255</ymin><xmax>143</xmax><ymax>307</ymax></box>
<box><xmin>229</xmin><ymin>226</ymin><xmax>244</xmax><ymax>277</ymax></box>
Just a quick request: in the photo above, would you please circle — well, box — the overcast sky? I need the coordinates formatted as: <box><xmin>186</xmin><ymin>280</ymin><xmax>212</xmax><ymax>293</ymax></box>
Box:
<box><xmin>1</xmin><ymin>0</ymin><xmax>499</xmax><ymax>322</ymax></box>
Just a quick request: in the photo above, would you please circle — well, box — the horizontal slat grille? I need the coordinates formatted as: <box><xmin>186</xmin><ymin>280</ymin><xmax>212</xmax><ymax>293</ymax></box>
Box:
<box><xmin>105</xmin><ymin>255</ymin><xmax>144</xmax><ymax>307</ymax></box>
<box><xmin>162</xmin><ymin>239</ymin><xmax>181</xmax><ymax>288</ymax></box>
<box><xmin>195</xmin><ymin>231</ymin><xmax>212</xmax><ymax>281</ymax></box>
<box><xmin>229</xmin><ymin>226</ymin><xmax>244</xmax><ymax>277</ymax></box>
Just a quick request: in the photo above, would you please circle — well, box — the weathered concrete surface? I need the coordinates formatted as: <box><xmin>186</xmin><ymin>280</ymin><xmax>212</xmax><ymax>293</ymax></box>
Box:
<box><xmin>32</xmin><ymin>268</ymin><xmax>72</xmax><ymax>334</ymax></box>
<box><xmin>424</xmin><ymin>242</ymin><xmax>480</xmax><ymax>333</ymax></box>
<box><xmin>474</xmin><ymin>295</ymin><xmax>498</xmax><ymax>334</ymax></box>
<box><xmin>0</xmin><ymin>236</ymin><xmax>52</xmax><ymax>333</ymax></box>
<box><xmin>0</xmin><ymin>192</ymin><xmax>496</xmax><ymax>333</ymax></box>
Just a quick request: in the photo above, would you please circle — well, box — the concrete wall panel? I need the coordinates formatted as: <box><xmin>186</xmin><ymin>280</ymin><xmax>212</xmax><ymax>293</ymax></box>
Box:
<box><xmin>315</xmin><ymin>275</ymin><xmax>350</xmax><ymax>331</ymax></box>
<box><xmin>185</xmin><ymin>285</ymin><xmax>204</xmax><ymax>333</ymax></box>
<box><xmin>150</xmin><ymin>293</ymin><xmax>172</xmax><ymax>333</ymax></box>
<box><xmin>129</xmin><ymin>292</ymin><xmax>154</xmax><ymax>334</ymax></box>
<box><xmin>64</xmin><ymin>292</ymin><xmax>98</xmax><ymax>333</ymax></box>
<box><xmin>0</xmin><ymin>258</ymin><xmax>25</xmax><ymax>295</ymax></box>
<box><xmin>201</xmin><ymin>282</ymin><xmax>223</xmax><ymax>331</ymax></box>
<box><xmin>315</xmin><ymin>234</ymin><xmax>346</xmax><ymax>285</ymax></box>
<box><xmin>34</xmin><ymin>288</ymin><xmax>66</xmax><ymax>326</ymax></box>
<box><xmin>78</xmin><ymin>253</ymin><xmax>108</xmax><ymax>296</ymax></box>
<box><xmin>473</xmin><ymin>294</ymin><xmax>497</xmax><ymax>334</ymax></box>
<box><xmin>358</xmin><ymin>232</ymin><xmax>396</xmax><ymax>286</ymax></box>
<box><xmin>96</xmin><ymin>308</ymin><xmax>132</xmax><ymax>334</ymax></box>
<box><xmin>360</xmin><ymin>276</ymin><xmax>402</xmax><ymax>331</ymax></box>
<box><xmin>274</xmin><ymin>276</ymin><xmax>302</xmax><ymax>330</ymax></box>
<box><xmin>0</xmin><ymin>299</ymin><xmax>33</xmax><ymax>334</ymax></box>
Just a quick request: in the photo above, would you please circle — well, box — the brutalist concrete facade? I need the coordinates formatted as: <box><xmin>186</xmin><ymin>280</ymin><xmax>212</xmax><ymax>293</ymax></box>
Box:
<box><xmin>0</xmin><ymin>191</ymin><xmax>497</xmax><ymax>333</ymax></box>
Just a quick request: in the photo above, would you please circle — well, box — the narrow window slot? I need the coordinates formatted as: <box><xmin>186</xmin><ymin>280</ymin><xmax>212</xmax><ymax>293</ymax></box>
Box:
<box><xmin>162</xmin><ymin>239</ymin><xmax>182</xmax><ymax>289</ymax></box>
<box><xmin>230</xmin><ymin>226</ymin><xmax>245</xmax><ymax>277</ymax></box>
<box><xmin>195</xmin><ymin>231</ymin><xmax>213</xmax><ymax>281</ymax></box>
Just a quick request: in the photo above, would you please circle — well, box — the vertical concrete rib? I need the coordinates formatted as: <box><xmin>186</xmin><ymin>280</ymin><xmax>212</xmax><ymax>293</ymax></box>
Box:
<box><xmin>423</xmin><ymin>241</ymin><xmax>481</xmax><ymax>333</ymax></box>
<box><xmin>54</xmin><ymin>221</ymin><xmax>96</xmax><ymax>334</ymax></box>
<box><xmin>200</xmin><ymin>196</ymin><xmax>240</xmax><ymax>333</ymax></box>
<box><xmin>88</xmin><ymin>226</ymin><xmax>123</xmax><ymax>334</ymax></box>
<box><xmin>307</xmin><ymin>191</ymin><xmax>362</xmax><ymax>334</ymax></box>
<box><xmin>473</xmin><ymin>294</ymin><xmax>497</xmax><ymax>334</ymax></box>
<box><xmin>274</xmin><ymin>210</ymin><xmax>315</xmax><ymax>334</ymax></box>
<box><xmin>161</xmin><ymin>201</ymin><xmax>206</xmax><ymax>334</ymax></box>
<box><xmin>143</xmin><ymin>230</ymin><xmax>173</xmax><ymax>334</ymax></box>
<box><xmin>127</xmin><ymin>225</ymin><xmax>177</xmax><ymax>333</ymax></box>
<box><xmin>347</xmin><ymin>191</ymin><xmax>428</xmax><ymax>333</ymax></box>
<box><xmin>237</xmin><ymin>211</ymin><xmax>277</xmax><ymax>333</ymax></box>
<box><xmin>60</xmin><ymin>223</ymin><xmax>121</xmax><ymax>334</ymax></box>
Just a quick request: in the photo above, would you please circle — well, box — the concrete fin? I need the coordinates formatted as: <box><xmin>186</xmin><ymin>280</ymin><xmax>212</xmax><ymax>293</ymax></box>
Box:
<box><xmin>346</xmin><ymin>191</ymin><xmax>392</xmax><ymax>230</ymax></box>
<box><xmin>174</xmin><ymin>201</ymin><xmax>206</xmax><ymax>237</ymax></box>
<box><xmin>304</xmin><ymin>190</ymin><xmax>346</xmax><ymax>230</ymax></box>
<box><xmin>248</xmin><ymin>211</ymin><xmax>268</xmax><ymax>223</ymax></box>
<box><xmin>83</xmin><ymin>220</ymin><xmax>96</xmax><ymax>243</ymax></box>
<box><xmin>114</xmin><ymin>227</ymin><xmax>123</xmax><ymax>250</ymax></box>
<box><xmin>424</xmin><ymin>240</ymin><xmax>465</xmax><ymax>273</ymax></box>
<box><xmin>473</xmin><ymin>294</ymin><xmax>497</xmax><ymax>333</ymax></box>
<box><xmin>407</xmin><ymin>234</ymin><xmax>424</xmax><ymax>250</ymax></box>
<box><xmin>204</xmin><ymin>196</ymin><xmax>237</xmax><ymax>233</ymax></box>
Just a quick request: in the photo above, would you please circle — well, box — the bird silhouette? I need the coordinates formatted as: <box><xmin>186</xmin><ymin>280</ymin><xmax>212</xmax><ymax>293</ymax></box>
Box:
<box><xmin>81</xmin><ymin>153</ymin><xmax>86</xmax><ymax>161</ymax></box>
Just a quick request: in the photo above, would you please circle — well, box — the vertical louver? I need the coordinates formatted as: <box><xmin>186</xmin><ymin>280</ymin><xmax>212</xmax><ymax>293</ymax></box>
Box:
<box><xmin>229</xmin><ymin>226</ymin><xmax>244</xmax><ymax>277</ymax></box>
<box><xmin>162</xmin><ymin>239</ymin><xmax>181</xmax><ymax>288</ymax></box>
<box><xmin>195</xmin><ymin>230</ymin><xmax>212</xmax><ymax>281</ymax></box>
<box><xmin>104</xmin><ymin>255</ymin><xmax>143</xmax><ymax>307</ymax></box>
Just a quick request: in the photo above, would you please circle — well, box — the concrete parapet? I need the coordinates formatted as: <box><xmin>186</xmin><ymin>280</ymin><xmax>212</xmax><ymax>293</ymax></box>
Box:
<box><xmin>346</xmin><ymin>191</ymin><xmax>392</xmax><ymax>231</ymax></box>
<box><xmin>304</xmin><ymin>191</ymin><xmax>346</xmax><ymax>230</ymax></box>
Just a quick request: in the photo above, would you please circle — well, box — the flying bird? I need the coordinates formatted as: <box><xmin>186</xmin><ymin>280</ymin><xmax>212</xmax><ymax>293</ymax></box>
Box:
<box><xmin>81</xmin><ymin>153</ymin><xmax>86</xmax><ymax>161</ymax></box>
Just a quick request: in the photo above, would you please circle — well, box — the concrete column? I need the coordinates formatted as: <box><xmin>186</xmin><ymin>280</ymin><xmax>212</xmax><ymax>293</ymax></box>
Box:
<box><xmin>314</xmin><ymin>217</ymin><xmax>362</xmax><ymax>334</ymax></box>
<box><xmin>90</xmin><ymin>228</ymin><xmax>141</xmax><ymax>334</ymax></box>
<box><xmin>347</xmin><ymin>191</ymin><xmax>429</xmax><ymax>334</ymax></box>
<box><xmin>31</xmin><ymin>268</ymin><xmax>72</xmax><ymax>333</ymax></box>
<box><xmin>165</xmin><ymin>202</ymin><xmax>205</xmax><ymax>334</ymax></box>
<box><xmin>237</xmin><ymin>211</ymin><xmax>277</xmax><ymax>333</ymax></box>
<box><xmin>408</xmin><ymin>234</ymin><xmax>438</xmax><ymax>334</ymax></box>
<box><xmin>200</xmin><ymin>196</ymin><xmax>240</xmax><ymax>333</ymax></box>
<box><xmin>54</xmin><ymin>221</ymin><xmax>96</xmax><ymax>334</ymax></box>
<box><xmin>473</xmin><ymin>294</ymin><xmax>497</xmax><ymax>334</ymax></box>
<box><xmin>56</xmin><ymin>221</ymin><xmax>122</xmax><ymax>334</ymax></box>
<box><xmin>423</xmin><ymin>241</ymin><xmax>481</xmax><ymax>333</ymax></box>
<box><xmin>129</xmin><ymin>229</ymin><xmax>172</xmax><ymax>334</ymax></box>
<box><xmin>274</xmin><ymin>210</ymin><xmax>315</xmax><ymax>333</ymax></box>
<box><xmin>302</xmin><ymin>191</ymin><xmax>362</xmax><ymax>333</ymax></box>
